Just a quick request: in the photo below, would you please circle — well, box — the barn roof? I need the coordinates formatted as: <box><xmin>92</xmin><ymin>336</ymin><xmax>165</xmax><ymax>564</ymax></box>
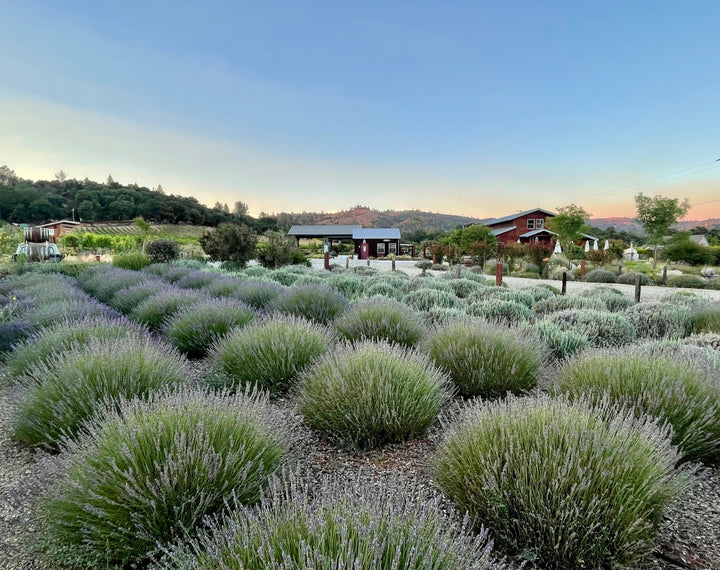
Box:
<box><xmin>287</xmin><ymin>225</ymin><xmax>361</xmax><ymax>238</ymax></box>
<box><xmin>485</xmin><ymin>208</ymin><xmax>557</xmax><ymax>227</ymax></box>
<box><xmin>490</xmin><ymin>226</ymin><xmax>516</xmax><ymax>236</ymax></box>
<box><xmin>519</xmin><ymin>228</ymin><xmax>558</xmax><ymax>238</ymax></box>
<box><xmin>352</xmin><ymin>228</ymin><xmax>401</xmax><ymax>240</ymax></box>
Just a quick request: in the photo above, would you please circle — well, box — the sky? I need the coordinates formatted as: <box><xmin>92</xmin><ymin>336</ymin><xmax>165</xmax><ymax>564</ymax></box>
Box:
<box><xmin>1</xmin><ymin>0</ymin><xmax>719</xmax><ymax>220</ymax></box>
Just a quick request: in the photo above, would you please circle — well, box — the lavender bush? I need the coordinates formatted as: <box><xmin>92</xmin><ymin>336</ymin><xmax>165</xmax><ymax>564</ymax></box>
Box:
<box><xmin>275</xmin><ymin>283</ymin><xmax>349</xmax><ymax>325</ymax></box>
<box><xmin>41</xmin><ymin>388</ymin><xmax>291</xmax><ymax>568</ymax></box>
<box><xmin>130</xmin><ymin>289</ymin><xmax>205</xmax><ymax>331</ymax></box>
<box><xmin>298</xmin><ymin>341</ymin><xmax>451</xmax><ymax>449</ymax></box>
<box><xmin>13</xmin><ymin>337</ymin><xmax>190</xmax><ymax>448</ymax></box>
<box><xmin>158</xmin><ymin>472</ymin><xmax>507</xmax><ymax>570</ymax></box>
<box><xmin>333</xmin><ymin>298</ymin><xmax>424</xmax><ymax>348</ymax></box>
<box><xmin>434</xmin><ymin>395</ymin><xmax>683</xmax><ymax>569</ymax></box>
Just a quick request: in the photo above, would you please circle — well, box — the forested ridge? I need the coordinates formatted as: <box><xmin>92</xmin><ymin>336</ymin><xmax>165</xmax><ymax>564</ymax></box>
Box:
<box><xmin>0</xmin><ymin>165</ymin><xmax>259</xmax><ymax>228</ymax></box>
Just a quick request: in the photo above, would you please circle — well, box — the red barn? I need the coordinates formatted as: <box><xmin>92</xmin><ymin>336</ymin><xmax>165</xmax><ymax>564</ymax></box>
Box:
<box><xmin>484</xmin><ymin>208</ymin><xmax>558</xmax><ymax>245</ymax></box>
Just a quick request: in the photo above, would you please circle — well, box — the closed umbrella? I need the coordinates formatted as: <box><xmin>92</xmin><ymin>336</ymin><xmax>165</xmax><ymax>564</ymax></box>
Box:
<box><xmin>593</xmin><ymin>239</ymin><xmax>599</xmax><ymax>250</ymax></box>
<box><xmin>604</xmin><ymin>239</ymin><xmax>609</xmax><ymax>250</ymax></box>
<box><xmin>584</xmin><ymin>240</ymin><xmax>590</xmax><ymax>253</ymax></box>
<box><xmin>553</xmin><ymin>242</ymin><xmax>562</xmax><ymax>254</ymax></box>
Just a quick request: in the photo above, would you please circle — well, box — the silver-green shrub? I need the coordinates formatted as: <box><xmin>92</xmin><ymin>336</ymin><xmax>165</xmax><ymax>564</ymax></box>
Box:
<box><xmin>422</xmin><ymin>322</ymin><xmax>544</xmax><ymax>397</ymax></box>
<box><xmin>556</xmin><ymin>350</ymin><xmax>720</xmax><ymax>463</ymax></box>
<box><xmin>163</xmin><ymin>298</ymin><xmax>256</xmax><ymax>358</ymax></box>
<box><xmin>325</xmin><ymin>273</ymin><xmax>366</xmax><ymax>300</ymax></box>
<box><xmin>157</xmin><ymin>472</ymin><xmax>507</xmax><ymax>570</ymax></box>
<box><xmin>334</xmin><ymin>298</ymin><xmax>424</xmax><ymax>348</ymax></box>
<box><xmin>403</xmin><ymin>288</ymin><xmax>462</xmax><ymax>312</ymax></box>
<box><xmin>433</xmin><ymin>395</ymin><xmax>683</xmax><ymax>569</ymax></box>
<box><xmin>210</xmin><ymin>315</ymin><xmax>332</xmax><ymax>396</ymax></box>
<box><xmin>625</xmin><ymin>301</ymin><xmax>694</xmax><ymax>339</ymax></box>
<box><xmin>543</xmin><ymin>308</ymin><xmax>637</xmax><ymax>347</ymax></box>
<box><xmin>583</xmin><ymin>268</ymin><xmax>617</xmax><ymax>283</ymax></box>
<box><xmin>41</xmin><ymin>388</ymin><xmax>290</xmax><ymax>568</ymax></box>
<box><xmin>13</xmin><ymin>337</ymin><xmax>190</xmax><ymax>448</ymax></box>
<box><xmin>531</xmin><ymin>319</ymin><xmax>589</xmax><ymax>361</ymax></box>
<box><xmin>229</xmin><ymin>281</ymin><xmax>284</xmax><ymax>310</ymax></box>
<box><xmin>466</xmin><ymin>299</ymin><xmax>534</xmax><ymax>325</ymax></box>
<box><xmin>131</xmin><ymin>289</ymin><xmax>206</xmax><ymax>332</ymax></box>
<box><xmin>532</xmin><ymin>294</ymin><xmax>605</xmax><ymax>316</ymax></box>
<box><xmin>617</xmin><ymin>271</ymin><xmax>652</xmax><ymax>285</ymax></box>
<box><xmin>693</xmin><ymin>302</ymin><xmax>720</xmax><ymax>334</ymax></box>
<box><xmin>298</xmin><ymin>341</ymin><xmax>451</xmax><ymax>449</ymax></box>
<box><xmin>581</xmin><ymin>286</ymin><xmax>635</xmax><ymax>312</ymax></box>
<box><xmin>275</xmin><ymin>283</ymin><xmax>349</xmax><ymax>324</ymax></box>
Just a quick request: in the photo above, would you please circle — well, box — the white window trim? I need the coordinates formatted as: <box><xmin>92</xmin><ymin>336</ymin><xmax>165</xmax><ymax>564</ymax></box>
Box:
<box><xmin>526</xmin><ymin>219</ymin><xmax>535</xmax><ymax>229</ymax></box>
<box><xmin>536</xmin><ymin>218</ymin><xmax>544</xmax><ymax>229</ymax></box>
<box><xmin>376</xmin><ymin>242</ymin><xmax>386</xmax><ymax>255</ymax></box>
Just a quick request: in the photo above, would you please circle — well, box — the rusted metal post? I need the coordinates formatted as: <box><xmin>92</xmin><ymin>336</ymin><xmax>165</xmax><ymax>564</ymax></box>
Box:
<box><xmin>635</xmin><ymin>273</ymin><xmax>642</xmax><ymax>303</ymax></box>
<box><xmin>391</xmin><ymin>259</ymin><xmax>396</xmax><ymax>271</ymax></box>
<box><xmin>345</xmin><ymin>256</ymin><xmax>349</xmax><ymax>269</ymax></box>
<box><xmin>561</xmin><ymin>271</ymin><xmax>567</xmax><ymax>295</ymax></box>
<box><xmin>580</xmin><ymin>260</ymin><xmax>586</xmax><ymax>278</ymax></box>
<box><xmin>495</xmin><ymin>262</ymin><xmax>502</xmax><ymax>287</ymax></box>
<box><xmin>324</xmin><ymin>252</ymin><xmax>330</xmax><ymax>271</ymax></box>
<box><xmin>662</xmin><ymin>265</ymin><xmax>668</xmax><ymax>285</ymax></box>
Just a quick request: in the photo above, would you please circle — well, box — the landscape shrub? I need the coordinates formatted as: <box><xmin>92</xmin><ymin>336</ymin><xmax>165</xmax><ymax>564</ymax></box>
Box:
<box><xmin>130</xmin><ymin>289</ymin><xmax>205</xmax><ymax>332</ymax></box>
<box><xmin>13</xmin><ymin>337</ymin><xmax>190</xmax><ymax>448</ymax></box>
<box><xmin>210</xmin><ymin>315</ymin><xmax>332</xmax><ymax>396</ymax></box>
<box><xmin>468</xmin><ymin>287</ymin><xmax>534</xmax><ymax>308</ymax></box>
<box><xmin>4</xmin><ymin>317</ymin><xmax>148</xmax><ymax>380</ymax></box>
<box><xmin>510</xmin><ymin>269</ymin><xmax>540</xmax><ymax>279</ymax></box>
<box><xmin>556</xmin><ymin>351</ymin><xmax>720</xmax><ymax>463</ymax></box>
<box><xmin>693</xmin><ymin>302</ymin><xmax>720</xmax><ymax>334</ymax></box>
<box><xmin>533</xmin><ymin>294</ymin><xmax>606</xmax><ymax>317</ymax></box>
<box><xmin>25</xmin><ymin>299</ymin><xmax>122</xmax><ymax>330</ymax></box>
<box><xmin>424</xmin><ymin>306</ymin><xmax>471</xmax><ymax>326</ymax></box>
<box><xmin>0</xmin><ymin>319</ymin><xmax>32</xmax><ymax>356</ymax></box>
<box><xmin>403</xmin><ymin>288</ymin><xmax>462</xmax><ymax>312</ymax></box>
<box><xmin>112</xmin><ymin>252</ymin><xmax>151</xmax><ymax>271</ymax></box>
<box><xmin>325</xmin><ymin>273</ymin><xmax>366</xmax><ymax>300</ymax></box>
<box><xmin>142</xmin><ymin>262</ymin><xmax>170</xmax><ymax>277</ymax></box>
<box><xmin>41</xmin><ymin>388</ymin><xmax>290</xmax><ymax>568</ymax></box>
<box><xmin>521</xmin><ymin>285</ymin><xmax>557</xmax><ymax>303</ymax></box>
<box><xmin>667</xmin><ymin>274</ymin><xmax>707</xmax><ymax>289</ymax></box>
<box><xmin>443</xmin><ymin>277</ymin><xmax>486</xmax><ymax>299</ymax></box>
<box><xmin>626</xmin><ymin>301</ymin><xmax>694</xmax><ymax>339</ymax></box>
<box><xmin>205</xmin><ymin>277</ymin><xmax>243</xmax><ymax>297</ymax></box>
<box><xmin>298</xmin><ymin>341</ymin><xmax>450</xmax><ymax>449</ymax></box>
<box><xmin>402</xmin><ymin>276</ymin><xmax>453</xmax><ymax>294</ymax></box>
<box><xmin>543</xmin><ymin>308</ymin><xmax>637</xmax><ymax>348</ymax></box>
<box><xmin>548</xmin><ymin>266</ymin><xmax>575</xmax><ymax>281</ymax></box>
<box><xmin>333</xmin><ymin>298</ymin><xmax>424</xmax><ymax>348</ymax></box>
<box><xmin>364</xmin><ymin>280</ymin><xmax>404</xmax><ymax>300</ymax></box>
<box><xmin>583</xmin><ymin>268</ymin><xmax>617</xmax><ymax>283</ymax></box>
<box><xmin>658</xmin><ymin>290</ymin><xmax>709</xmax><ymax>310</ymax></box>
<box><xmin>532</xmin><ymin>319</ymin><xmax>589</xmax><ymax>361</ymax></box>
<box><xmin>275</xmin><ymin>283</ymin><xmax>349</xmax><ymax>324</ymax></box>
<box><xmin>163</xmin><ymin>299</ymin><xmax>256</xmax><ymax>358</ymax></box>
<box><xmin>423</xmin><ymin>322</ymin><xmax>543</xmax><ymax>398</ymax></box>
<box><xmin>91</xmin><ymin>271</ymin><xmax>147</xmax><ymax>304</ymax></box>
<box><xmin>431</xmin><ymin>263</ymin><xmax>448</xmax><ymax>271</ymax></box>
<box><xmin>109</xmin><ymin>281</ymin><xmax>167</xmax><ymax>314</ymax></box>
<box><xmin>230</xmin><ymin>280</ymin><xmax>284</xmax><ymax>310</ymax></box>
<box><xmin>162</xmin><ymin>266</ymin><xmax>194</xmax><ymax>284</ymax></box>
<box><xmin>617</xmin><ymin>271</ymin><xmax>652</xmax><ymax>285</ymax></box>
<box><xmin>483</xmin><ymin>260</ymin><xmax>508</xmax><ymax>275</ymax></box>
<box><xmin>433</xmin><ymin>395</ymin><xmax>682</xmax><ymax>569</ymax></box>
<box><xmin>466</xmin><ymin>299</ymin><xmax>534</xmax><ymax>325</ymax></box>
<box><xmin>683</xmin><ymin>332</ymin><xmax>720</xmax><ymax>351</ymax></box>
<box><xmin>581</xmin><ymin>286</ymin><xmax>635</xmax><ymax>312</ymax></box>
<box><xmin>146</xmin><ymin>239</ymin><xmax>181</xmax><ymax>263</ymax></box>
<box><xmin>269</xmin><ymin>269</ymin><xmax>302</xmax><ymax>286</ymax></box>
<box><xmin>157</xmin><ymin>472</ymin><xmax>506</xmax><ymax>570</ymax></box>
<box><xmin>175</xmin><ymin>270</ymin><xmax>220</xmax><ymax>290</ymax></box>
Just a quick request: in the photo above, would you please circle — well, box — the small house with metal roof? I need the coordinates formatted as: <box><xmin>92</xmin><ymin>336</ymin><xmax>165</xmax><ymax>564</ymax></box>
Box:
<box><xmin>287</xmin><ymin>225</ymin><xmax>402</xmax><ymax>259</ymax></box>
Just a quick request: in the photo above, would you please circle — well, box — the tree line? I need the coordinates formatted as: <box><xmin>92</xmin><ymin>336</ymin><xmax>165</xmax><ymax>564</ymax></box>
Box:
<box><xmin>0</xmin><ymin>165</ymin><xmax>280</xmax><ymax>231</ymax></box>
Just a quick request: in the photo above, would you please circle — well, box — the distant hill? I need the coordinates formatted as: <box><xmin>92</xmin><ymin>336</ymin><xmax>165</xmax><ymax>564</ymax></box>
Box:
<box><xmin>275</xmin><ymin>206</ymin><xmax>484</xmax><ymax>233</ymax></box>
<box><xmin>589</xmin><ymin>217</ymin><xmax>720</xmax><ymax>234</ymax></box>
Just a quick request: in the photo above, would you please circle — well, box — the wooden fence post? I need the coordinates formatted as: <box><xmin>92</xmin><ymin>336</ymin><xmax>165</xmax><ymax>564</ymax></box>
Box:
<box><xmin>635</xmin><ymin>273</ymin><xmax>642</xmax><ymax>303</ymax></box>
<box><xmin>561</xmin><ymin>271</ymin><xmax>567</xmax><ymax>295</ymax></box>
<box><xmin>662</xmin><ymin>265</ymin><xmax>668</xmax><ymax>286</ymax></box>
<box><xmin>495</xmin><ymin>262</ymin><xmax>503</xmax><ymax>287</ymax></box>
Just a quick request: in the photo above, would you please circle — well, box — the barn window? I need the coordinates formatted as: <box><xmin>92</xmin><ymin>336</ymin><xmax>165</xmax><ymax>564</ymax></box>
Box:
<box><xmin>377</xmin><ymin>242</ymin><xmax>386</xmax><ymax>255</ymax></box>
<box><xmin>388</xmin><ymin>242</ymin><xmax>397</xmax><ymax>254</ymax></box>
<box><xmin>536</xmin><ymin>219</ymin><xmax>544</xmax><ymax>229</ymax></box>
<box><xmin>526</xmin><ymin>219</ymin><xmax>535</xmax><ymax>229</ymax></box>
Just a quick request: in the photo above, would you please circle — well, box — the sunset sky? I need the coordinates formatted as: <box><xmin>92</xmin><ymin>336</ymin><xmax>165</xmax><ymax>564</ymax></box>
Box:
<box><xmin>1</xmin><ymin>1</ymin><xmax>719</xmax><ymax>220</ymax></box>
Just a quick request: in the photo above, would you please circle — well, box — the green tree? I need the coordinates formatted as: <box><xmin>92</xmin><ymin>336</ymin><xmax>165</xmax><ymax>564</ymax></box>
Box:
<box><xmin>634</xmin><ymin>193</ymin><xmax>690</xmax><ymax>266</ymax></box>
<box><xmin>662</xmin><ymin>232</ymin><xmax>714</xmax><ymax>266</ymax></box>
<box><xmin>256</xmin><ymin>231</ymin><xmax>302</xmax><ymax>269</ymax></box>
<box><xmin>199</xmin><ymin>223</ymin><xmax>257</xmax><ymax>266</ymax></box>
<box><xmin>546</xmin><ymin>204</ymin><xmax>591</xmax><ymax>249</ymax></box>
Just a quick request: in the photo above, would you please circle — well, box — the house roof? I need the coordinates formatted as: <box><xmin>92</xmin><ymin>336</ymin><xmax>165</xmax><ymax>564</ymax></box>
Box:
<box><xmin>287</xmin><ymin>225</ymin><xmax>361</xmax><ymax>238</ymax></box>
<box><xmin>39</xmin><ymin>220</ymin><xmax>82</xmax><ymax>227</ymax></box>
<box><xmin>519</xmin><ymin>228</ymin><xmax>558</xmax><ymax>238</ymax></box>
<box><xmin>352</xmin><ymin>228</ymin><xmax>401</xmax><ymax>240</ymax></box>
<box><xmin>689</xmin><ymin>234</ymin><xmax>709</xmax><ymax>245</ymax></box>
<box><xmin>582</xmin><ymin>233</ymin><xmax>599</xmax><ymax>241</ymax></box>
<box><xmin>485</xmin><ymin>208</ymin><xmax>557</xmax><ymax>227</ymax></box>
<box><xmin>490</xmin><ymin>226</ymin><xmax>517</xmax><ymax>236</ymax></box>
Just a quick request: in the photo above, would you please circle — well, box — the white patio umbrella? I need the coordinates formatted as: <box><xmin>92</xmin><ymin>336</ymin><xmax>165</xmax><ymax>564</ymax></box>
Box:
<box><xmin>584</xmin><ymin>240</ymin><xmax>590</xmax><ymax>252</ymax></box>
<box><xmin>593</xmin><ymin>239</ymin><xmax>599</xmax><ymax>250</ymax></box>
<box><xmin>553</xmin><ymin>241</ymin><xmax>562</xmax><ymax>254</ymax></box>
<box><xmin>604</xmin><ymin>239</ymin><xmax>609</xmax><ymax>250</ymax></box>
